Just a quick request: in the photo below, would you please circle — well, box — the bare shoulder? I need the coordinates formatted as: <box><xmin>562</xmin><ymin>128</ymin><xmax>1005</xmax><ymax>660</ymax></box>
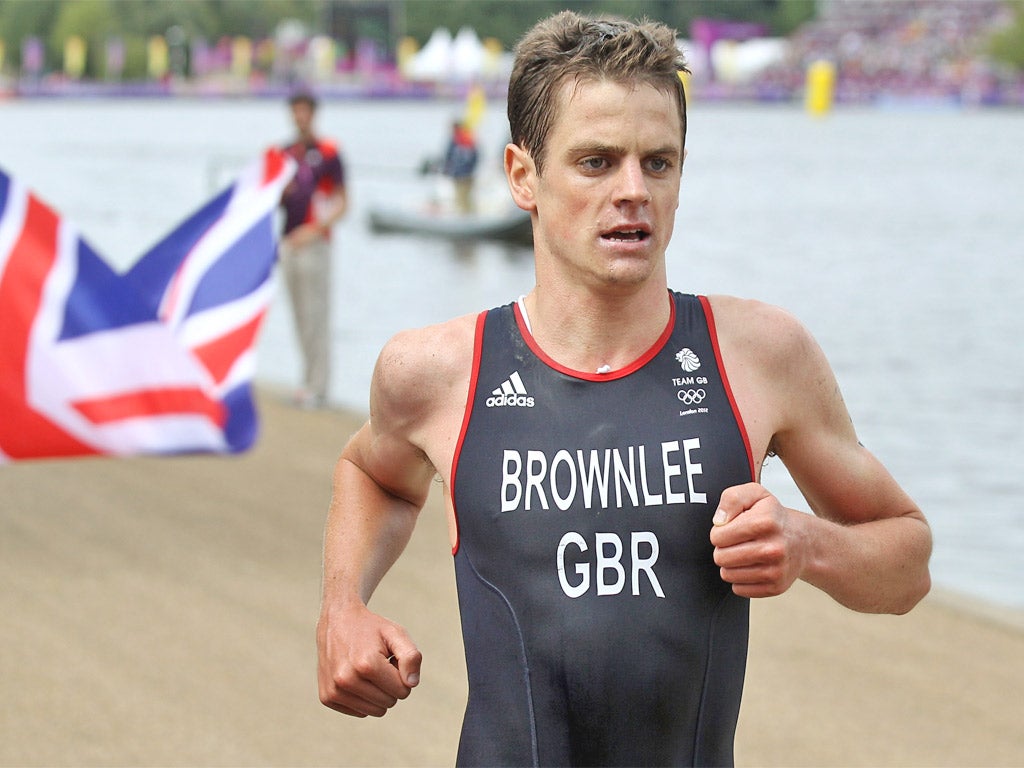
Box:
<box><xmin>705</xmin><ymin>294</ymin><xmax>821</xmax><ymax>372</ymax></box>
<box><xmin>704</xmin><ymin>295</ymin><xmax>846</xmax><ymax>465</ymax></box>
<box><xmin>374</xmin><ymin>313</ymin><xmax>477</xmax><ymax>404</ymax></box>
<box><xmin>369</xmin><ymin>312</ymin><xmax>479</xmax><ymax>468</ymax></box>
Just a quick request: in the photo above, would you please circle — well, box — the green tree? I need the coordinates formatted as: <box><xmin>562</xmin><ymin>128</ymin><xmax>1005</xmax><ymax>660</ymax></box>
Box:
<box><xmin>113</xmin><ymin>0</ymin><xmax>218</xmax><ymax>39</ymax></box>
<box><xmin>988</xmin><ymin>0</ymin><xmax>1024</xmax><ymax>70</ymax></box>
<box><xmin>401</xmin><ymin>0</ymin><xmax>815</xmax><ymax>48</ymax></box>
<box><xmin>0</xmin><ymin>0</ymin><xmax>819</xmax><ymax>78</ymax></box>
<box><xmin>50</xmin><ymin>0</ymin><xmax>117</xmax><ymax>78</ymax></box>
<box><xmin>1</xmin><ymin>0</ymin><xmax>318</xmax><ymax>75</ymax></box>
<box><xmin>0</xmin><ymin>0</ymin><xmax>61</xmax><ymax>71</ymax></box>
<box><xmin>209</xmin><ymin>0</ymin><xmax>318</xmax><ymax>37</ymax></box>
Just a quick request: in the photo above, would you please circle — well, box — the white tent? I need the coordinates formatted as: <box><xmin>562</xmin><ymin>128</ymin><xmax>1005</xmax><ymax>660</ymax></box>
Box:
<box><xmin>404</xmin><ymin>27</ymin><xmax>453</xmax><ymax>80</ymax></box>
<box><xmin>451</xmin><ymin>27</ymin><xmax>486</xmax><ymax>79</ymax></box>
<box><xmin>710</xmin><ymin>38</ymin><xmax>789</xmax><ymax>84</ymax></box>
<box><xmin>404</xmin><ymin>26</ymin><xmax>497</xmax><ymax>82</ymax></box>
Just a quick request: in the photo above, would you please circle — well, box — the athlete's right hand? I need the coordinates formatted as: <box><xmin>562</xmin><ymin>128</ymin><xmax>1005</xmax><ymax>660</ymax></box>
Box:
<box><xmin>317</xmin><ymin>602</ymin><xmax>422</xmax><ymax>717</ymax></box>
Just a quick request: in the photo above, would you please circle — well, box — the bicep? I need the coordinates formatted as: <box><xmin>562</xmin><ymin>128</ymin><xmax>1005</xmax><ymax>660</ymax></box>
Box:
<box><xmin>323</xmin><ymin>396</ymin><xmax>437</xmax><ymax>602</ymax></box>
<box><xmin>769</xmin><ymin>323</ymin><xmax>921</xmax><ymax>526</ymax></box>
<box><xmin>344</xmin><ymin>336</ymin><xmax>444</xmax><ymax>510</ymax></box>
<box><xmin>351</xmin><ymin>317</ymin><xmax>475</xmax><ymax>502</ymax></box>
<box><xmin>780</xmin><ymin>423</ymin><xmax>921</xmax><ymax>528</ymax></box>
<box><xmin>340</xmin><ymin>421</ymin><xmax>435</xmax><ymax>513</ymax></box>
<box><xmin>323</xmin><ymin>428</ymin><xmax>429</xmax><ymax>607</ymax></box>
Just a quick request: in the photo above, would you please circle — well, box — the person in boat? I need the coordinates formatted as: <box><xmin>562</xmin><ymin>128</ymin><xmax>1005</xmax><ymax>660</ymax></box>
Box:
<box><xmin>442</xmin><ymin>119</ymin><xmax>479</xmax><ymax>214</ymax></box>
<box><xmin>278</xmin><ymin>90</ymin><xmax>348</xmax><ymax>409</ymax></box>
<box><xmin>315</xmin><ymin>11</ymin><xmax>931</xmax><ymax>765</ymax></box>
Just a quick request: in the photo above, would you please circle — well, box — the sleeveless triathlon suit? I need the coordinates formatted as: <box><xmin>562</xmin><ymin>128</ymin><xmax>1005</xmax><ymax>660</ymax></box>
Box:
<box><xmin>450</xmin><ymin>292</ymin><xmax>756</xmax><ymax>767</ymax></box>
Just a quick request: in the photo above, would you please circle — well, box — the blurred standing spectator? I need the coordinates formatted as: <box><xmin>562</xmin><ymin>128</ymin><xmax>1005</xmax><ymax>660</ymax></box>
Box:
<box><xmin>279</xmin><ymin>91</ymin><xmax>347</xmax><ymax>409</ymax></box>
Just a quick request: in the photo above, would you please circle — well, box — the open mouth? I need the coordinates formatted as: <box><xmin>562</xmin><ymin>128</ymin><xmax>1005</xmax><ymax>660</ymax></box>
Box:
<box><xmin>601</xmin><ymin>229</ymin><xmax>649</xmax><ymax>243</ymax></box>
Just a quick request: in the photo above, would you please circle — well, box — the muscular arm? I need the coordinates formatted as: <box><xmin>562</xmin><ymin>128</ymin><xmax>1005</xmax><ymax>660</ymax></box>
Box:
<box><xmin>316</xmin><ymin>423</ymin><xmax>430</xmax><ymax>717</ymax></box>
<box><xmin>316</xmin><ymin>317</ymin><xmax>474</xmax><ymax>716</ymax></box>
<box><xmin>710</xmin><ymin>299</ymin><xmax>931</xmax><ymax>614</ymax></box>
<box><xmin>323</xmin><ymin>428</ymin><xmax>431</xmax><ymax>607</ymax></box>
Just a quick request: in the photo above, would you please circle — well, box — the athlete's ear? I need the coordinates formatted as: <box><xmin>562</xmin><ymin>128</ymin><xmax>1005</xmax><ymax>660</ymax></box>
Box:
<box><xmin>505</xmin><ymin>143</ymin><xmax>537</xmax><ymax>213</ymax></box>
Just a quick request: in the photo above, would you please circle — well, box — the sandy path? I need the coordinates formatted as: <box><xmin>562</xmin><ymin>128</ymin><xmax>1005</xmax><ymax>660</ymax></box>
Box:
<box><xmin>1</xmin><ymin>392</ymin><xmax>1020</xmax><ymax>766</ymax></box>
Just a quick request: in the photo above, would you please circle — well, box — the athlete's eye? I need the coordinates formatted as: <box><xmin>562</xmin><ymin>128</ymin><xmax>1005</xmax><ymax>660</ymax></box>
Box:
<box><xmin>646</xmin><ymin>157</ymin><xmax>671</xmax><ymax>173</ymax></box>
<box><xmin>580</xmin><ymin>156</ymin><xmax>608</xmax><ymax>171</ymax></box>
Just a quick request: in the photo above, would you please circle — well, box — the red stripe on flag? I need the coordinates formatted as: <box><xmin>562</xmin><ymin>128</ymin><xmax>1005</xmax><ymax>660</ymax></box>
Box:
<box><xmin>192</xmin><ymin>310</ymin><xmax>266</xmax><ymax>384</ymax></box>
<box><xmin>72</xmin><ymin>387</ymin><xmax>225</xmax><ymax>427</ymax></box>
<box><xmin>262</xmin><ymin>148</ymin><xmax>285</xmax><ymax>185</ymax></box>
<box><xmin>0</xmin><ymin>194</ymin><xmax>98</xmax><ymax>459</ymax></box>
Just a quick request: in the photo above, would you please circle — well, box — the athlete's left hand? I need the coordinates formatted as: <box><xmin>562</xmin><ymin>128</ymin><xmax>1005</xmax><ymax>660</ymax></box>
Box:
<box><xmin>709</xmin><ymin>482</ymin><xmax>809</xmax><ymax>598</ymax></box>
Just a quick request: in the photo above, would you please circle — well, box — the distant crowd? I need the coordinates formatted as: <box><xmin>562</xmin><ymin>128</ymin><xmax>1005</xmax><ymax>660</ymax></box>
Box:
<box><xmin>752</xmin><ymin>0</ymin><xmax>1022</xmax><ymax>106</ymax></box>
<box><xmin>4</xmin><ymin>0</ymin><xmax>1020</xmax><ymax>107</ymax></box>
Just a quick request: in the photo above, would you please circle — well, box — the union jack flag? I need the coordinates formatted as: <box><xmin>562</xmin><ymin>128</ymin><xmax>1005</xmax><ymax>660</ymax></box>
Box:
<box><xmin>0</xmin><ymin>149</ymin><xmax>295</xmax><ymax>462</ymax></box>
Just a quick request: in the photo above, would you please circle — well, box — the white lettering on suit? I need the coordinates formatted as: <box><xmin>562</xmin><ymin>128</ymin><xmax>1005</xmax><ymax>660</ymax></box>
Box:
<box><xmin>501</xmin><ymin>438</ymin><xmax>706</xmax><ymax>513</ymax></box>
<box><xmin>556</xmin><ymin>531</ymin><xmax>666</xmax><ymax>599</ymax></box>
<box><xmin>501</xmin><ymin>439</ymin><xmax>707</xmax><ymax>599</ymax></box>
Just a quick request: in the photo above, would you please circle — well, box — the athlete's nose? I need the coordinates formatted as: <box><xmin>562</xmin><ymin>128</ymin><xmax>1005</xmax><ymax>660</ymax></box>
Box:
<box><xmin>614</xmin><ymin>159</ymin><xmax>652</xmax><ymax>206</ymax></box>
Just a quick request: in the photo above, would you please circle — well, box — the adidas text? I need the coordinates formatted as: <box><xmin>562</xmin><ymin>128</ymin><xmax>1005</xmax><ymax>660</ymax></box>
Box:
<box><xmin>486</xmin><ymin>393</ymin><xmax>535</xmax><ymax>408</ymax></box>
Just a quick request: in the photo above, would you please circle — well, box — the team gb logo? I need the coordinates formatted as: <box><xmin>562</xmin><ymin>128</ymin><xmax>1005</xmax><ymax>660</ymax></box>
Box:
<box><xmin>676</xmin><ymin>348</ymin><xmax>701</xmax><ymax>372</ymax></box>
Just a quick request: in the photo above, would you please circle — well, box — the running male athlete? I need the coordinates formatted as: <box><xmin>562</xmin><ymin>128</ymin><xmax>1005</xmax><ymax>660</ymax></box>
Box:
<box><xmin>316</xmin><ymin>11</ymin><xmax>932</xmax><ymax>765</ymax></box>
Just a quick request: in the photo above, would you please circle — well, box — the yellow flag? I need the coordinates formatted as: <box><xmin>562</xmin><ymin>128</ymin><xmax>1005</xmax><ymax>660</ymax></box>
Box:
<box><xmin>464</xmin><ymin>84</ymin><xmax>486</xmax><ymax>134</ymax></box>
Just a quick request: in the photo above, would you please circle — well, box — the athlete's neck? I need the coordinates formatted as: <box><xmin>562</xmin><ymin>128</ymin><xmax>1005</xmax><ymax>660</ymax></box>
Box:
<box><xmin>520</xmin><ymin>285</ymin><xmax>672</xmax><ymax>374</ymax></box>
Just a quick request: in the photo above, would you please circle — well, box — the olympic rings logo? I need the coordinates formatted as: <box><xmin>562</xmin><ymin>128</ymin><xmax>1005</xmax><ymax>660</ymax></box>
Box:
<box><xmin>676</xmin><ymin>388</ymin><xmax>706</xmax><ymax>405</ymax></box>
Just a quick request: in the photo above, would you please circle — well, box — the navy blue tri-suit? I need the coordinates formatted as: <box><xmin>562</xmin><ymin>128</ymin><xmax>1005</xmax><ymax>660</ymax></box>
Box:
<box><xmin>450</xmin><ymin>292</ymin><xmax>756</xmax><ymax>766</ymax></box>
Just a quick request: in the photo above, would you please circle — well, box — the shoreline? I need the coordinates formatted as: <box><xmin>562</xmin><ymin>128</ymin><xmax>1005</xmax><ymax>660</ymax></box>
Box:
<box><xmin>923</xmin><ymin>583</ymin><xmax>1024</xmax><ymax>633</ymax></box>
<box><xmin>4</xmin><ymin>78</ymin><xmax>1023</xmax><ymax>110</ymax></box>
<box><xmin>1</xmin><ymin>390</ymin><xmax>1021</xmax><ymax>766</ymax></box>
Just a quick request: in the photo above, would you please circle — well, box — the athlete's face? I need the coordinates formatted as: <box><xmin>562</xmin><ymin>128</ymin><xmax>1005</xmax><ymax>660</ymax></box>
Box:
<box><xmin>508</xmin><ymin>79</ymin><xmax>683</xmax><ymax>293</ymax></box>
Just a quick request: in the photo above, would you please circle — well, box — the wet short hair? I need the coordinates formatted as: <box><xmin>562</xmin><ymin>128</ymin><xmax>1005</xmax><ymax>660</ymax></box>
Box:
<box><xmin>507</xmin><ymin>10</ymin><xmax>689</xmax><ymax>174</ymax></box>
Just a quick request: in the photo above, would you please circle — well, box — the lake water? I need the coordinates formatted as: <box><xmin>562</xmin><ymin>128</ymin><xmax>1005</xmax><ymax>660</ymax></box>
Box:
<box><xmin>3</xmin><ymin>97</ymin><xmax>1021</xmax><ymax>612</ymax></box>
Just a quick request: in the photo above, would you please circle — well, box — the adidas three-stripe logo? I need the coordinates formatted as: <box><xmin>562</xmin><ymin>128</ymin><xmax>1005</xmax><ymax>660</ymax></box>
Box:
<box><xmin>485</xmin><ymin>371</ymin><xmax>535</xmax><ymax>408</ymax></box>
